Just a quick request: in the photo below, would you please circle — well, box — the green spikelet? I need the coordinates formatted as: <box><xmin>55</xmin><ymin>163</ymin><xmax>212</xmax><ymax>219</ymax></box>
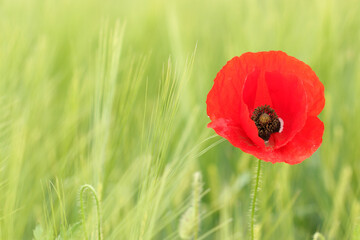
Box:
<box><xmin>313</xmin><ymin>232</ymin><xmax>326</xmax><ymax>240</ymax></box>
<box><xmin>179</xmin><ymin>172</ymin><xmax>203</xmax><ymax>239</ymax></box>
<box><xmin>254</xmin><ymin>224</ymin><xmax>261</xmax><ymax>240</ymax></box>
<box><xmin>79</xmin><ymin>184</ymin><xmax>103</xmax><ymax>240</ymax></box>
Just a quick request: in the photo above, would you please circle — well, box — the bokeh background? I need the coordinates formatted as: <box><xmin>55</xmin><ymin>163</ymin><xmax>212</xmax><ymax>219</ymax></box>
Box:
<box><xmin>0</xmin><ymin>0</ymin><xmax>359</xmax><ymax>239</ymax></box>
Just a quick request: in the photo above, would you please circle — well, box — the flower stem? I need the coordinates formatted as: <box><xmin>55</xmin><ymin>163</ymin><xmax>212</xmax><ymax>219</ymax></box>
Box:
<box><xmin>250</xmin><ymin>159</ymin><xmax>261</xmax><ymax>240</ymax></box>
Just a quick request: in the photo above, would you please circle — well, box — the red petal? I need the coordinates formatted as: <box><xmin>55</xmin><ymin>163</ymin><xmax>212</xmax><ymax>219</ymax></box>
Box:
<box><xmin>207</xmin><ymin>57</ymin><xmax>263</xmax><ymax>148</ymax></box>
<box><xmin>206</xmin><ymin>57</ymin><xmax>244</xmax><ymax>123</ymax></box>
<box><xmin>242</xmin><ymin>69</ymin><xmax>273</xmax><ymax>111</ymax></box>
<box><xmin>247</xmin><ymin>117</ymin><xmax>324</xmax><ymax>164</ymax></box>
<box><xmin>278</xmin><ymin>53</ymin><xmax>325</xmax><ymax>116</ymax></box>
<box><xmin>207</xmin><ymin>118</ymin><xmax>259</xmax><ymax>152</ymax></box>
<box><xmin>240</xmin><ymin>51</ymin><xmax>325</xmax><ymax>117</ymax></box>
<box><xmin>277</xmin><ymin>116</ymin><xmax>324</xmax><ymax>164</ymax></box>
<box><xmin>264</xmin><ymin>71</ymin><xmax>308</xmax><ymax>148</ymax></box>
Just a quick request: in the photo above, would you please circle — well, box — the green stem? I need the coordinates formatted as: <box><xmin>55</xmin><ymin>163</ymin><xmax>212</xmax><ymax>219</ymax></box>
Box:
<box><xmin>80</xmin><ymin>184</ymin><xmax>102</xmax><ymax>240</ymax></box>
<box><xmin>250</xmin><ymin>159</ymin><xmax>261</xmax><ymax>240</ymax></box>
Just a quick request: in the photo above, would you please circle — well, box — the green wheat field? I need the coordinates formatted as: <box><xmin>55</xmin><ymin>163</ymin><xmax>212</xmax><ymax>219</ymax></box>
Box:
<box><xmin>0</xmin><ymin>0</ymin><xmax>359</xmax><ymax>239</ymax></box>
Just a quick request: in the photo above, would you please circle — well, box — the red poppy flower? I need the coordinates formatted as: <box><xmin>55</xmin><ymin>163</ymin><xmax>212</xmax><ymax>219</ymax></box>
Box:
<box><xmin>206</xmin><ymin>51</ymin><xmax>325</xmax><ymax>164</ymax></box>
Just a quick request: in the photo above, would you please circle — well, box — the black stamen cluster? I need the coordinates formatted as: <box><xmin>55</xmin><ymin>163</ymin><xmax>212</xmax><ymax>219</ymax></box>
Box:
<box><xmin>251</xmin><ymin>105</ymin><xmax>281</xmax><ymax>141</ymax></box>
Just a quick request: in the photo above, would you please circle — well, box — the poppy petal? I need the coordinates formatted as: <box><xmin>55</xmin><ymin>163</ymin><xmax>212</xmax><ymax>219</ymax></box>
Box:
<box><xmin>208</xmin><ymin>118</ymin><xmax>260</xmax><ymax>152</ymax></box>
<box><xmin>277</xmin><ymin>116</ymin><xmax>324</xmax><ymax>164</ymax></box>
<box><xmin>278</xmin><ymin>53</ymin><xmax>325</xmax><ymax>117</ymax></box>
<box><xmin>246</xmin><ymin>116</ymin><xmax>324</xmax><ymax>164</ymax></box>
<box><xmin>264</xmin><ymin>71</ymin><xmax>308</xmax><ymax>148</ymax></box>
<box><xmin>206</xmin><ymin>57</ymin><xmax>244</xmax><ymax>124</ymax></box>
<box><xmin>207</xmin><ymin>57</ymin><xmax>265</xmax><ymax>148</ymax></box>
<box><xmin>239</xmin><ymin>51</ymin><xmax>325</xmax><ymax>117</ymax></box>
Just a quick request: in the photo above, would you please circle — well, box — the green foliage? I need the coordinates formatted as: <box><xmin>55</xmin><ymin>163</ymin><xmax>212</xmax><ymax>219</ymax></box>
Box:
<box><xmin>0</xmin><ymin>0</ymin><xmax>359</xmax><ymax>239</ymax></box>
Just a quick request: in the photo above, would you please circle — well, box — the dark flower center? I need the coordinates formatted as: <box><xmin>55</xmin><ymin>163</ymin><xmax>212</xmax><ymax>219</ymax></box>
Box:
<box><xmin>251</xmin><ymin>105</ymin><xmax>280</xmax><ymax>141</ymax></box>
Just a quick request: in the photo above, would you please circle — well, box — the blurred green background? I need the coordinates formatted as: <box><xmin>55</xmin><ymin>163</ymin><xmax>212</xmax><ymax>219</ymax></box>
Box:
<box><xmin>0</xmin><ymin>0</ymin><xmax>359</xmax><ymax>239</ymax></box>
